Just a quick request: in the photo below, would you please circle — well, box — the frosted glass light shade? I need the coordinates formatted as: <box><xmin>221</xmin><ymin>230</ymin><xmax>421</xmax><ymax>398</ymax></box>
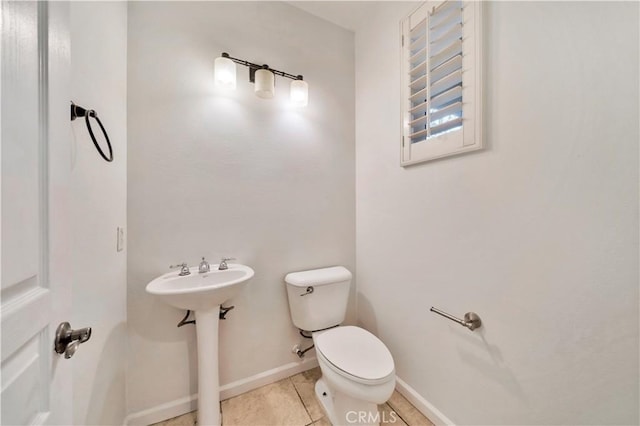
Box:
<box><xmin>290</xmin><ymin>79</ymin><xmax>308</xmax><ymax>107</ymax></box>
<box><xmin>214</xmin><ymin>56</ymin><xmax>236</xmax><ymax>89</ymax></box>
<box><xmin>254</xmin><ymin>69</ymin><xmax>275</xmax><ymax>99</ymax></box>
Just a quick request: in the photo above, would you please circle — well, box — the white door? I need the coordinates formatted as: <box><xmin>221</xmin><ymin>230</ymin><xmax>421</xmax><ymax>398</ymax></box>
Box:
<box><xmin>1</xmin><ymin>1</ymin><xmax>73</xmax><ymax>424</ymax></box>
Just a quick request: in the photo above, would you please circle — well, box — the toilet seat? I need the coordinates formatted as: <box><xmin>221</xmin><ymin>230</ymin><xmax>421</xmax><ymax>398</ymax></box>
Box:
<box><xmin>314</xmin><ymin>326</ymin><xmax>395</xmax><ymax>385</ymax></box>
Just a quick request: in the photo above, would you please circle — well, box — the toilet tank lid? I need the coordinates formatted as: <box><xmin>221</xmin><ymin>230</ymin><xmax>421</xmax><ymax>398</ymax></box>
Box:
<box><xmin>285</xmin><ymin>266</ymin><xmax>352</xmax><ymax>287</ymax></box>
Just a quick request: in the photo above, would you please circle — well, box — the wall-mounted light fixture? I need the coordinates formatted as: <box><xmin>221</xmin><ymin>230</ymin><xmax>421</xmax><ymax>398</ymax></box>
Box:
<box><xmin>214</xmin><ymin>52</ymin><xmax>308</xmax><ymax>107</ymax></box>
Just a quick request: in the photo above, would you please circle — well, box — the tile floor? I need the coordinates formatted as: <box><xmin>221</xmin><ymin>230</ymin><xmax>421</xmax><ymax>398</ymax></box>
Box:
<box><xmin>152</xmin><ymin>367</ymin><xmax>434</xmax><ymax>426</ymax></box>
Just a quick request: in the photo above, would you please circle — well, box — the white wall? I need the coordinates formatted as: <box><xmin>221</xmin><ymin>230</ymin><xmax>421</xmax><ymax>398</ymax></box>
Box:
<box><xmin>126</xmin><ymin>1</ymin><xmax>354</xmax><ymax>416</ymax></box>
<box><xmin>356</xmin><ymin>2</ymin><xmax>639</xmax><ymax>425</ymax></box>
<box><xmin>70</xmin><ymin>2</ymin><xmax>128</xmax><ymax>424</ymax></box>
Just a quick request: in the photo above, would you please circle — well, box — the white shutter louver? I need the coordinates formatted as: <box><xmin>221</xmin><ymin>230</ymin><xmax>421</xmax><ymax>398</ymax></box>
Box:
<box><xmin>408</xmin><ymin>0</ymin><xmax>463</xmax><ymax>144</ymax></box>
<box><xmin>401</xmin><ymin>0</ymin><xmax>483</xmax><ymax>166</ymax></box>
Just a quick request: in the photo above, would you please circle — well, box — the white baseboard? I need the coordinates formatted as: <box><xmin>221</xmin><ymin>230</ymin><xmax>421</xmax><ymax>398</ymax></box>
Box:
<box><xmin>124</xmin><ymin>394</ymin><xmax>199</xmax><ymax>426</ymax></box>
<box><xmin>220</xmin><ymin>357</ymin><xmax>319</xmax><ymax>400</ymax></box>
<box><xmin>124</xmin><ymin>357</ymin><xmax>319</xmax><ymax>426</ymax></box>
<box><xmin>395</xmin><ymin>376</ymin><xmax>455</xmax><ymax>426</ymax></box>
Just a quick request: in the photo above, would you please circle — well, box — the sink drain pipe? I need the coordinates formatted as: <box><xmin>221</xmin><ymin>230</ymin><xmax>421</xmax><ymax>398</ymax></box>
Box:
<box><xmin>177</xmin><ymin>310</ymin><xmax>196</xmax><ymax>327</ymax></box>
<box><xmin>177</xmin><ymin>306</ymin><xmax>235</xmax><ymax>328</ymax></box>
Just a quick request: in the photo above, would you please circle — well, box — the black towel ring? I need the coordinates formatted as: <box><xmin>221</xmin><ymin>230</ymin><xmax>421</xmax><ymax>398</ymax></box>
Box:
<box><xmin>71</xmin><ymin>102</ymin><xmax>113</xmax><ymax>162</ymax></box>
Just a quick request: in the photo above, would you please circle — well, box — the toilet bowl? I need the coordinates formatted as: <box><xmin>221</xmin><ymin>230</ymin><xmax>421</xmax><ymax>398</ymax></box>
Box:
<box><xmin>284</xmin><ymin>266</ymin><xmax>396</xmax><ymax>425</ymax></box>
<box><xmin>313</xmin><ymin>326</ymin><xmax>395</xmax><ymax>426</ymax></box>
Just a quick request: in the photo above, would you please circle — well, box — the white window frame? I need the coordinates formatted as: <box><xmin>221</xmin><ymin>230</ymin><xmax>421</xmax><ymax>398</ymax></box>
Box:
<box><xmin>400</xmin><ymin>0</ymin><xmax>483</xmax><ymax>166</ymax></box>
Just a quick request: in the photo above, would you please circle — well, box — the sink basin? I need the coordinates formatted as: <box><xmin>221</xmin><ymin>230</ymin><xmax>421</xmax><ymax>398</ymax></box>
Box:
<box><xmin>145</xmin><ymin>262</ymin><xmax>254</xmax><ymax>426</ymax></box>
<box><xmin>146</xmin><ymin>263</ymin><xmax>254</xmax><ymax>311</ymax></box>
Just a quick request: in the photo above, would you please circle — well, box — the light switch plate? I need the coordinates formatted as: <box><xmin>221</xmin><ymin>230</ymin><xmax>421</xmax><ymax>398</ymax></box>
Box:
<box><xmin>117</xmin><ymin>227</ymin><xmax>125</xmax><ymax>252</ymax></box>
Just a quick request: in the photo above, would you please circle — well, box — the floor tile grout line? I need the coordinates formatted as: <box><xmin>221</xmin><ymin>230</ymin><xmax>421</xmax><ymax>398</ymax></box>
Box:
<box><xmin>387</xmin><ymin>399</ymin><xmax>413</xmax><ymax>426</ymax></box>
<box><xmin>387</xmin><ymin>396</ymin><xmax>435</xmax><ymax>426</ymax></box>
<box><xmin>152</xmin><ymin>373</ymin><xmax>430</xmax><ymax>426</ymax></box>
<box><xmin>290</xmin><ymin>376</ymin><xmax>315</xmax><ymax>425</ymax></box>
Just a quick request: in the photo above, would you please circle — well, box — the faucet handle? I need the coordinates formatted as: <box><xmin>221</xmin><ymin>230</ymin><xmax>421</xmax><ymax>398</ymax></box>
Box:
<box><xmin>218</xmin><ymin>257</ymin><xmax>236</xmax><ymax>270</ymax></box>
<box><xmin>169</xmin><ymin>262</ymin><xmax>191</xmax><ymax>276</ymax></box>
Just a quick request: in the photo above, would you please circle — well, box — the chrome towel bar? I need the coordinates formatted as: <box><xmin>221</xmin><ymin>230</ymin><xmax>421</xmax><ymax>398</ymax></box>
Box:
<box><xmin>430</xmin><ymin>307</ymin><xmax>482</xmax><ymax>331</ymax></box>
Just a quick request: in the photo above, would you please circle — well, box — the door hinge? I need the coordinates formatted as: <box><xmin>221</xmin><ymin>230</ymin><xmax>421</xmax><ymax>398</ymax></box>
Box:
<box><xmin>402</xmin><ymin>136</ymin><xmax>405</xmax><ymax>147</ymax></box>
<box><xmin>401</xmin><ymin>35</ymin><xmax>405</xmax><ymax>47</ymax></box>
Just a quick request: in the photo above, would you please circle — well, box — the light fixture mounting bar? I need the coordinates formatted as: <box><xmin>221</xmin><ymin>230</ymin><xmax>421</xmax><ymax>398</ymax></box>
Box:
<box><xmin>222</xmin><ymin>52</ymin><xmax>303</xmax><ymax>82</ymax></box>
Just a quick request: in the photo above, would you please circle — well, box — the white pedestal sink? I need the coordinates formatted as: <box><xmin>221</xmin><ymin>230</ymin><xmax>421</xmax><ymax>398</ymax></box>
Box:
<box><xmin>146</xmin><ymin>264</ymin><xmax>254</xmax><ymax>426</ymax></box>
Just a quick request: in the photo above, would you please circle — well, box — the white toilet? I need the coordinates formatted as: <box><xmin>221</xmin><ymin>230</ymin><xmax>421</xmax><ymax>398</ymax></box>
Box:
<box><xmin>285</xmin><ymin>266</ymin><xmax>395</xmax><ymax>426</ymax></box>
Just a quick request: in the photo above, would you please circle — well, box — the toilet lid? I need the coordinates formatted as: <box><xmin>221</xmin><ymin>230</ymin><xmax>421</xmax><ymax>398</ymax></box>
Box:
<box><xmin>314</xmin><ymin>326</ymin><xmax>394</xmax><ymax>382</ymax></box>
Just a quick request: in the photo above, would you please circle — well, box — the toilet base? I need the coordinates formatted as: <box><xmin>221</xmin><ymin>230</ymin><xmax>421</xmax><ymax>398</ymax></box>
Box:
<box><xmin>315</xmin><ymin>378</ymin><xmax>339</xmax><ymax>425</ymax></box>
<box><xmin>315</xmin><ymin>378</ymin><xmax>381</xmax><ymax>426</ymax></box>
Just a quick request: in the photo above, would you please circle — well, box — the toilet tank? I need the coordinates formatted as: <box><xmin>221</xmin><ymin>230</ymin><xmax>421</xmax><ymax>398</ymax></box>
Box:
<box><xmin>285</xmin><ymin>266</ymin><xmax>352</xmax><ymax>332</ymax></box>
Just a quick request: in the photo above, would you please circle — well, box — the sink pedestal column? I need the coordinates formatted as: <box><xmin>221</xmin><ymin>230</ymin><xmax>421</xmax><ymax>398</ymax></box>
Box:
<box><xmin>195</xmin><ymin>305</ymin><xmax>221</xmax><ymax>426</ymax></box>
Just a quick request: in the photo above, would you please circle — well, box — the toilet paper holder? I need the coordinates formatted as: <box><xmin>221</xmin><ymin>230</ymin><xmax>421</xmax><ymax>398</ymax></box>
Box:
<box><xmin>430</xmin><ymin>307</ymin><xmax>482</xmax><ymax>331</ymax></box>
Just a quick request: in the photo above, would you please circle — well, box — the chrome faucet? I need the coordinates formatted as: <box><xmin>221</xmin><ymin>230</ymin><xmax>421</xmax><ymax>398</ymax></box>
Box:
<box><xmin>218</xmin><ymin>257</ymin><xmax>235</xmax><ymax>270</ymax></box>
<box><xmin>199</xmin><ymin>257</ymin><xmax>210</xmax><ymax>274</ymax></box>
<box><xmin>170</xmin><ymin>262</ymin><xmax>191</xmax><ymax>276</ymax></box>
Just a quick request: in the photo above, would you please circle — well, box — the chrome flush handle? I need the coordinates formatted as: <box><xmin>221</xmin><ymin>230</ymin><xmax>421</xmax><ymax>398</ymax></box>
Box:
<box><xmin>300</xmin><ymin>286</ymin><xmax>314</xmax><ymax>296</ymax></box>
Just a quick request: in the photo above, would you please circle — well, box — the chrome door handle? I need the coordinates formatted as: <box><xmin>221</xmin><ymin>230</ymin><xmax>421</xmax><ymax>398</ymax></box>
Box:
<box><xmin>54</xmin><ymin>322</ymin><xmax>92</xmax><ymax>359</ymax></box>
<box><xmin>64</xmin><ymin>341</ymin><xmax>80</xmax><ymax>359</ymax></box>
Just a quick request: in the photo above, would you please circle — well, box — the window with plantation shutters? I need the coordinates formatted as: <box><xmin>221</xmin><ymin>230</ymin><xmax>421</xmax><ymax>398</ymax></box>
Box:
<box><xmin>400</xmin><ymin>0</ymin><xmax>483</xmax><ymax>166</ymax></box>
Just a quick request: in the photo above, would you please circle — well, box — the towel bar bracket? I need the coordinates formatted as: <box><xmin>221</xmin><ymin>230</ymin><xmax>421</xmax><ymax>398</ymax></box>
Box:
<box><xmin>430</xmin><ymin>307</ymin><xmax>482</xmax><ymax>331</ymax></box>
